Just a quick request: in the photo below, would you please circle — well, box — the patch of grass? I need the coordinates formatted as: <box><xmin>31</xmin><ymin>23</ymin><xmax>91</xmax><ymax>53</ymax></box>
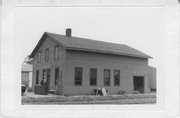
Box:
<box><xmin>22</xmin><ymin>93</ymin><xmax>156</xmax><ymax>104</ymax></box>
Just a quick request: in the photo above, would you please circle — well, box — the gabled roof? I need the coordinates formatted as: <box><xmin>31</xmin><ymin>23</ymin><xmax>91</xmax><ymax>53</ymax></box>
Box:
<box><xmin>29</xmin><ymin>32</ymin><xmax>151</xmax><ymax>59</ymax></box>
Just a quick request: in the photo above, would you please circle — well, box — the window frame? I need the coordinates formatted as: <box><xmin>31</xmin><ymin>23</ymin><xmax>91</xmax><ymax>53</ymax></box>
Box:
<box><xmin>37</xmin><ymin>51</ymin><xmax>41</xmax><ymax>63</ymax></box>
<box><xmin>89</xmin><ymin>68</ymin><xmax>97</xmax><ymax>86</ymax></box>
<box><xmin>45</xmin><ymin>48</ymin><xmax>49</xmax><ymax>62</ymax></box>
<box><xmin>114</xmin><ymin>70</ymin><xmax>120</xmax><ymax>86</ymax></box>
<box><xmin>104</xmin><ymin>69</ymin><xmax>111</xmax><ymax>86</ymax></box>
<box><xmin>54</xmin><ymin>45</ymin><xmax>59</xmax><ymax>60</ymax></box>
<box><xmin>74</xmin><ymin>67</ymin><xmax>83</xmax><ymax>86</ymax></box>
<box><xmin>42</xmin><ymin>69</ymin><xmax>46</xmax><ymax>80</ymax></box>
<box><xmin>36</xmin><ymin>70</ymin><xmax>39</xmax><ymax>84</ymax></box>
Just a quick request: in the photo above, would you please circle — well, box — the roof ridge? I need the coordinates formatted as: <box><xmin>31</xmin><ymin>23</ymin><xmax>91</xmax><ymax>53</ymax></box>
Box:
<box><xmin>46</xmin><ymin>32</ymin><xmax>127</xmax><ymax>46</ymax></box>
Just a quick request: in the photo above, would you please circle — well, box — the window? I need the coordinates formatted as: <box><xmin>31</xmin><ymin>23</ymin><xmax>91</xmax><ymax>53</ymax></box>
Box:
<box><xmin>37</xmin><ymin>51</ymin><xmax>41</xmax><ymax>63</ymax></box>
<box><xmin>74</xmin><ymin>67</ymin><xmax>82</xmax><ymax>86</ymax></box>
<box><xmin>90</xmin><ymin>68</ymin><xmax>97</xmax><ymax>86</ymax></box>
<box><xmin>36</xmin><ymin>70</ymin><xmax>39</xmax><ymax>84</ymax></box>
<box><xmin>42</xmin><ymin>69</ymin><xmax>46</xmax><ymax>80</ymax></box>
<box><xmin>46</xmin><ymin>69</ymin><xmax>51</xmax><ymax>87</ymax></box>
<box><xmin>55</xmin><ymin>68</ymin><xmax>59</xmax><ymax>85</ymax></box>
<box><xmin>114</xmin><ymin>70</ymin><xmax>120</xmax><ymax>86</ymax></box>
<box><xmin>104</xmin><ymin>69</ymin><xmax>110</xmax><ymax>86</ymax></box>
<box><xmin>59</xmin><ymin>71</ymin><xmax>63</xmax><ymax>85</ymax></box>
<box><xmin>45</xmin><ymin>48</ymin><xmax>49</xmax><ymax>62</ymax></box>
<box><xmin>54</xmin><ymin>45</ymin><xmax>59</xmax><ymax>59</ymax></box>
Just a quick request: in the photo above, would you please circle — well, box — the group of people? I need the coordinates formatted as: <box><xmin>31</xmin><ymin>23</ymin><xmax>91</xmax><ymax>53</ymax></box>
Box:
<box><xmin>40</xmin><ymin>78</ymin><xmax>47</xmax><ymax>85</ymax></box>
<box><xmin>93</xmin><ymin>88</ymin><xmax>108</xmax><ymax>96</ymax></box>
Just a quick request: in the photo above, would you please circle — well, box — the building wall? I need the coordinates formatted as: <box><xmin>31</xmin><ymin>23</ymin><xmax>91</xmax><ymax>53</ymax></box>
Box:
<box><xmin>21</xmin><ymin>71</ymin><xmax>33</xmax><ymax>88</ymax></box>
<box><xmin>21</xmin><ymin>71</ymin><xmax>29</xmax><ymax>87</ymax></box>
<box><xmin>64</xmin><ymin>50</ymin><xmax>150</xmax><ymax>95</ymax></box>
<box><xmin>29</xmin><ymin>72</ymin><xmax>32</xmax><ymax>88</ymax></box>
<box><xmin>148</xmin><ymin>66</ymin><xmax>156</xmax><ymax>90</ymax></box>
<box><xmin>32</xmin><ymin>37</ymin><xmax>66</xmax><ymax>94</ymax></box>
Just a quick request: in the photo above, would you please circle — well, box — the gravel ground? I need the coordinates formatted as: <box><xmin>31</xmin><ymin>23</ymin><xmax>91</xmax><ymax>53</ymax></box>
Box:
<box><xmin>22</xmin><ymin>92</ymin><xmax>156</xmax><ymax>105</ymax></box>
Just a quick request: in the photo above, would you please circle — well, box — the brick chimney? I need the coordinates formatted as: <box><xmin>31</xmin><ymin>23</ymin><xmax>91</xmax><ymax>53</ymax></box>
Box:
<box><xmin>66</xmin><ymin>28</ymin><xmax>71</xmax><ymax>37</ymax></box>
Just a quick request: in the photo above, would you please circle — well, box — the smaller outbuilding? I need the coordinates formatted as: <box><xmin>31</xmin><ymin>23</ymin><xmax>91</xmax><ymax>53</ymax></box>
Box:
<box><xmin>21</xmin><ymin>63</ymin><xmax>33</xmax><ymax>89</ymax></box>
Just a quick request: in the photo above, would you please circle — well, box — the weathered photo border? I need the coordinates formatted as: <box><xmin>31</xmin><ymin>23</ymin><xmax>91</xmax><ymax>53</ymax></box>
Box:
<box><xmin>1</xmin><ymin>0</ymin><xmax>179</xmax><ymax>117</ymax></box>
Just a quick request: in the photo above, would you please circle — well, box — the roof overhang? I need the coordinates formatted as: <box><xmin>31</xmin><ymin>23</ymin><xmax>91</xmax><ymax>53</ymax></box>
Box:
<box><xmin>66</xmin><ymin>47</ymin><xmax>152</xmax><ymax>59</ymax></box>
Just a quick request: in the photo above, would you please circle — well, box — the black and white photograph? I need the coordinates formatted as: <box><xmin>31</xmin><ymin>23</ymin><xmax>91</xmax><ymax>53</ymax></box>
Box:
<box><xmin>22</xmin><ymin>29</ymin><xmax>157</xmax><ymax>105</ymax></box>
<box><xmin>20</xmin><ymin>7</ymin><xmax>158</xmax><ymax>105</ymax></box>
<box><xmin>1</xmin><ymin>0</ymin><xmax>179</xmax><ymax>117</ymax></box>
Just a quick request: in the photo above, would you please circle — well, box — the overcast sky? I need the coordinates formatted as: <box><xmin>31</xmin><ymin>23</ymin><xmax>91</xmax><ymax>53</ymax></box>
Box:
<box><xmin>14</xmin><ymin>7</ymin><xmax>164</xmax><ymax>67</ymax></box>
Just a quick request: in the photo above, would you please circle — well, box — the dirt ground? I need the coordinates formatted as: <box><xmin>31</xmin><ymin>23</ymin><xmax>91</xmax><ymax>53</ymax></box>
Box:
<box><xmin>22</xmin><ymin>92</ymin><xmax>156</xmax><ymax>105</ymax></box>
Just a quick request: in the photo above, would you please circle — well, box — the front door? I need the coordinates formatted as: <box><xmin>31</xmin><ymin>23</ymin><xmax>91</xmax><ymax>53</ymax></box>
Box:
<box><xmin>133</xmin><ymin>76</ymin><xmax>144</xmax><ymax>93</ymax></box>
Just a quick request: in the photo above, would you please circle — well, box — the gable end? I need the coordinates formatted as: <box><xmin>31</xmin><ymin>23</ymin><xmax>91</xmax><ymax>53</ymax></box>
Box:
<box><xmin>29</xmin><ymin>32</ymin><xmax>65</xmax><ymax>58</ymax></box>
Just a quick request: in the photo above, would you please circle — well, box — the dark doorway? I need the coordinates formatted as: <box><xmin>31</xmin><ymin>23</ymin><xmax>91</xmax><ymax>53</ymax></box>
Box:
<box><xmin>133</xmin><ymin>76</ymin><xmax>144</xmax><ymax>93</ymax></box>
<box><xmin>46</xmin><ymin>69</ymin><xmax>51</xmax><ymax>91</ymax></box>
<box><xmin>55</xmin><ymin>68</ymin><xmax>59</xmax><ymax>86</ymax></box>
